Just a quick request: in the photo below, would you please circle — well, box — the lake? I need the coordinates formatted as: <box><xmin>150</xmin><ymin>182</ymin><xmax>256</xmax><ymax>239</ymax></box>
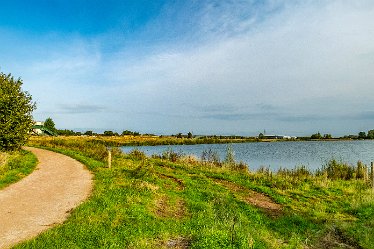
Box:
<box><xmin>121</xmin><ymin>140</ymin><xmax>374</xmax><ymax>171</ymax></box>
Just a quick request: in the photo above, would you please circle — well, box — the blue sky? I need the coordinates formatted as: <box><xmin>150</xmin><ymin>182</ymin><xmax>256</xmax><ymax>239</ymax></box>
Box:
<box><xmin>1</xmin><ymin>1</ymin><xmax>374</xmax><ymax>136</ymax></box>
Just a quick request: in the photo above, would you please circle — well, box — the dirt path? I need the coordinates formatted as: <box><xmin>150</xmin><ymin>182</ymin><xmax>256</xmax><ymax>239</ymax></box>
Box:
<box><xmin>0</xmin><ymin>147</ymin><xmax>93</xmax><ymax>249</ymax></box>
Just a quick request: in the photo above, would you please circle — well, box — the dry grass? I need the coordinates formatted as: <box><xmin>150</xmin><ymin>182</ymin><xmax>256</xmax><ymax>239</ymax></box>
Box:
<box><xmin>158</xmin><ymin>236</ymin><xmax>191</xmax><ymax>249</ymax></box>
<box><xmin>0</xmin><ymin>152</ymin><xmax>8</xmax><ymax>167</ymax></box>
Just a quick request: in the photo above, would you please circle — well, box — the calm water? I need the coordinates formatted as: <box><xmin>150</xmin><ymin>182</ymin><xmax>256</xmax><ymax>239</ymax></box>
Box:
<box><xmin>121</xmin><ymin>140</ymin><xmax>374</xmax><ymax>171</ymax></box>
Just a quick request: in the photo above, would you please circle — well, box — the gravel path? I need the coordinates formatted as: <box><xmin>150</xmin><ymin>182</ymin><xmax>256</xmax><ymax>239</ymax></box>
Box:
<box><xmin>0</xmin><ymin>147</ymin><xmax>93</xmax><ymax>248</ymax></box>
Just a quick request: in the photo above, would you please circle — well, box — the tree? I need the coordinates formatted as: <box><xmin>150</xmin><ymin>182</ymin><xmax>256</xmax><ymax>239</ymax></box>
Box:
<box><xmin>84</xmin><ymin>130</ymin><xmax>93</xmax><ymax>136</ymax></box>
<box><xmin>44</xmin><ymin>117</ymin><xmax>56</xmax><ymax>133</ymax></box>
<box><xmin>323</xmin><ymin>134</ymin><xmax>332</xmax><ymax>139</ymax></box>
<box><xmin>358</xmin><ymin>131</ymin><xmax>367</xmax><ymax>139</ymax></box>
<box><xmin>311</xmin><ymin>132</ymin><xmax>322</xmax><ymax>139</ymax></box>
<box><xmin>187</xmin><ymin>132</ymin><xmax>193</xmax><ymax>139</ymax></box>
<box><xmin>0</xmin><ymin>72</ymin><xmax>36</xmax><ymax>151</ymax></box>
<box><xmin>258</xmin><ymin>133</ymin><xmax>264</xmax><ymax>139</ymax></box>
<box><xmin>103</xmin><ymin>131</ymin><xmax>114</xmax><ymax>136</ymax></box>
<box><xmin>122</xmin><ymin>130</ymin><xmax>133</xmax><ymax>136</ymax></box>
<box><xmin>367</xmin><ymin>130</ymin><xmax>374</xmax><ymax>139</ymax></box>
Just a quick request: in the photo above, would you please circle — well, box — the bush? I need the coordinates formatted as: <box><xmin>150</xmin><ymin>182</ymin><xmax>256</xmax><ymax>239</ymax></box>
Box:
<box><xmin>201</xmin><ymin>149</ymin><xmax>221</xmax><ymax>166</ymax></box>
<box><xmin>162</xmin><ymin>148</ymin><xmax>183</xmax><ymax>162</ymax></box>
<box><xmin>128</xmin><ymin>149</ymin><xmax>146</xmax><ymax>160</ymax></box>
<box><xmin>318</xmin><ymin>159</ymin><xmax>355</xmax><ymax>180</ymax></box>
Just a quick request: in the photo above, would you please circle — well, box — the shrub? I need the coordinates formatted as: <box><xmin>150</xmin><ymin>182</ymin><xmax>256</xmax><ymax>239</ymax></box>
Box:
<box><xmin>128</xmin><ymin>149</ymin><xmax>146</xmax><ymax>160</ymax></box>
<box><xmin>162</xmin><ymin>148</ymin><xmax>183</xmax><ymax>162</ymax></box>
<box><xmin>201</xmin><ymin>149</ymin><xmax>221</xmax><ymax>166</ymax></box>
<box><xmin>318</xmin><ymin>159</ymin><xmax>355</xmax><ymax>180</ymax></box>
<box><xmin>356</xmin><ymin>161</ymin><xmax>366</xmax><ymax>179</ymax></box>
<box><xmin>224</xmin><ymin>144</ymin><xmax>235</xmax><ymax>166</ymax></box>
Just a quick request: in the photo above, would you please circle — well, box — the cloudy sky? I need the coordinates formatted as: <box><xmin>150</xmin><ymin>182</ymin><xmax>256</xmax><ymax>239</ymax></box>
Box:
<box><xmin>1</xmin><ymin>0</ymin><xmax>374</xmax><ymax>136</ymax></box>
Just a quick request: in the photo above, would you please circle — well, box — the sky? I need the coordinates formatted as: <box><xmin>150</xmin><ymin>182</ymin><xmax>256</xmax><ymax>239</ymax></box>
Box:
<box><xmin>1</xmin><ymin>0</ymin><xmax>374</xmax><ymax>136</ymax></box>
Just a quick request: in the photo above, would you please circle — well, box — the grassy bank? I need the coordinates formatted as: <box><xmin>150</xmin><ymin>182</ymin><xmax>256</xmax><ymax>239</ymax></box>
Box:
<box><xmin>0</xmin><ymin>150</ymin><xmax>38</xmax><ymax>190</ymax></box>
<box><xmin>20</xmin><ymin>137</ymin><xmax>374</xmax><ymax>248</ymax></box>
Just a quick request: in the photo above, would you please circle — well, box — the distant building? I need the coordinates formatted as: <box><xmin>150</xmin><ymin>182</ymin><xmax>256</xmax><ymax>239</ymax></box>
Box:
<box><xmin>32</xmin><ymin>121</ymin><xmax>56</xmax><ymax>136</ymax></box>
<box><xmin>261</xmin><ymin>135</ymin><xmax>297</xmax><ymax>139</ymax></box>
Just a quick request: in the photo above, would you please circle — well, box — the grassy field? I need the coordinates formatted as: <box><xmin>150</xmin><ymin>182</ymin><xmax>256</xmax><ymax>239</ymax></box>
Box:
<box><xmin>0</xmin><ymin>149</ymin><xmax>37</xmax><ymax>190</ymax></box>
<box><xmin>18</xmin><ymin>137</ymin><xmax>374</xmax><ymax>248</ymax></box>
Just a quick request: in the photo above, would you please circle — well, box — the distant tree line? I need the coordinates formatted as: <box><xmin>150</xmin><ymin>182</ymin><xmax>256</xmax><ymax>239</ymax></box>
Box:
<box><xmin>39</xmin><ymin>118</ymin><xmax>374</xmax><ymax>141</ymax></box>
<box><xmin>55</xmin><ymin>129</ymin><xmax>142</xmax><ymax>137</ymax></box>
<box><xmin>310</xmin><ymin>132</ymin><xmax>332</xmax><ymax>140</ymax></box>
<box><xmin>357</xmin><ymin>130</ymin><xmax>374</xmax><ymax>139</ymax></box>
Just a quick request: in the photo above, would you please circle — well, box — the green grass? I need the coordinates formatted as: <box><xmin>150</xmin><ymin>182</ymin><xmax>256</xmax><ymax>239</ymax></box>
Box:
<box><xmin>17</xmin><ymin>138</ymin><xmax>374</xmax><ymax>248</ymax></box>
<box><xmin>0</xmin><ymin>150</ymin><xmax>38</xmax><ymax>190</ymax></box>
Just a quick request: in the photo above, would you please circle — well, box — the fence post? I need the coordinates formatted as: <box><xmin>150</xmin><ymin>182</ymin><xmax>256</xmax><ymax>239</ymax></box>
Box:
<box><xmin>108</xmin><ymin>149</ymin><xmax>112</xmax><ymax>169</ymax></box>
<box><xmin>371</xmin><ymin>162</ymin><xmax>374</xmax><ymax>190</ymax></box>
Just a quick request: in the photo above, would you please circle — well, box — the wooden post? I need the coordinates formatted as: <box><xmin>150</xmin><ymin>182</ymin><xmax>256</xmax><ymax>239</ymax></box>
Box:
<box><xmin>371</xmin><ymin>162</ymin><xmax>374</xmax><ymax>190</ymax></box>
<box><xmin>364</xmin><ymin>165</ymin><xmax>368</xmax><ymax>183</ymax></box>
<box><xmin>108</xmin><ymin>149</ymin><xmax>112</xmax><ymax>169</ymax></box>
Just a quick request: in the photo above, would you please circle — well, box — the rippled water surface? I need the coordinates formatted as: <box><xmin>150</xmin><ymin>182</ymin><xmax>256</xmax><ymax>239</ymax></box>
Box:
<box><xmin>121</xmin><ymin>140</ymin><xmax>374</xmax><ymax>170</ymax></box>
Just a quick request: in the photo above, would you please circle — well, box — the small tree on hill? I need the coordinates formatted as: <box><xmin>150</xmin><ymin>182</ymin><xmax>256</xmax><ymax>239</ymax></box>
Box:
<box><xmin>0</xmin><ymin>72</ymin><xmax>36</xmax><ymax>151</ymax></box>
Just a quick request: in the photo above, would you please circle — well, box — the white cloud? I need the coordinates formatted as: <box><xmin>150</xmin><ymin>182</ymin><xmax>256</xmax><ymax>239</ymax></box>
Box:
<box><xmin>108</xmin><ymin>1</ymin><xmax>374</xmax><ymax>125</ymax></box>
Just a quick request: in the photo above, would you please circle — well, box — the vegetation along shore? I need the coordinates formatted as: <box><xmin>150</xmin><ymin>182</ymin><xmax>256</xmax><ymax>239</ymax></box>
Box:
<box><xmin>16</xmin><ymin>136</ymin><xmax>374</xmax><ymax>248</ymax></box>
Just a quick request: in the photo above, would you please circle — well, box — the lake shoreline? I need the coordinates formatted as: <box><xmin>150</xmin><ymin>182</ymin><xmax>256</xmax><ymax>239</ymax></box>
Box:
<box><xmin>121</xmin><ymin>140</ymin><xmax>374</xmax><ymax>171</ymax></box>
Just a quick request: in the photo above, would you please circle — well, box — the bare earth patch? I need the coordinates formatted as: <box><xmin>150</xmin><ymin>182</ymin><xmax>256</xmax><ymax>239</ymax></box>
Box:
<box><xmin>153</xmin><ymin>194</ymin><xmax>187</xmax><ymax>219</ymax></box>
<box><xmin>310</xmin><ymin>226</ymin><xmax>363</xmax><ymax>249</ymax></box>
<box><xmin>213</xmin><ymin>179</ymin><xmax>282</xmax><ymax>217</ymax></box>
<box><xmin>0</xmin><ymin>147</ymin><xmax>93</xmax><ymax>249</ymax></box>
<box><xmin>158</xmin><ymin>236</ymin><xmax>191</xmax><ymax>249</ymax></box>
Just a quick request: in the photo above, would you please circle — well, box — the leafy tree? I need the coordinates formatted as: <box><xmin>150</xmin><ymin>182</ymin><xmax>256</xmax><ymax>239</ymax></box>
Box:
<box><xmin>323</xmin><ymin>134</ymin><xmax>332</xmax><ymax>139</ymax></box>
<box><xmin>122</xmin><ymin>130</ymin><xmax>133</xmax><ymax>136</ymax></box>
<box><xmin>44</xmin><ymin>117</ymin><xmax>56</xmax><ymax>133</ymax></box>
<box><xmin>84</xmin><ymin>130</ymin><xmax>93</xmax><ymax>136</ymax></box>
<box><xmin>311</xmin><ymin>132</ymin><xmax>322</xmax><ymax>139</ymax></box>
<box><xmin>0</xmin><ymin>72</ymin><xmax>36</xmax><ymax>151</ymax></box>
<box><xmin>103</xmin><ymin>131</ymin><xmax>114</xmax><ymax>136</ymax></box>
<box><xmin>258</xmin><ymin>133</ymin><xmax>264</xmax><ymax>139</ymax></box>
<box><xmin>367</xmin><ymin>130</ymin><xmax>374</xmax><ymax>139</ymax></box>
<box><xmin>358</xmin><ymin>131</ymin><xmax>367</xmax><ymax>139</ymax></box>
<box><xmin>187</xmin><ymin>132</ymin><xmax>193</xmax><ymax>139</ymax></box>
<box><xmin>176</xmin><ymin>133</ymin><xmax>183</xmax><ymax>138</ymax></box>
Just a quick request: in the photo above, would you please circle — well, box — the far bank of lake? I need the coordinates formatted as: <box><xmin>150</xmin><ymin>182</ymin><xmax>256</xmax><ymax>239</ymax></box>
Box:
<box><xmin>121</xmin><ymin>140</ymin><xmax>374</xmax><ymax>171</ymax></box>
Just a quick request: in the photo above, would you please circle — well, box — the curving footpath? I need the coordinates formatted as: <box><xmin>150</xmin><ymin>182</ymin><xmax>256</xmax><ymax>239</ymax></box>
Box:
<box><xmin>0</xmin><ymin>147</ymin><xmax>93</xmax><ymax>248</ymax></box>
